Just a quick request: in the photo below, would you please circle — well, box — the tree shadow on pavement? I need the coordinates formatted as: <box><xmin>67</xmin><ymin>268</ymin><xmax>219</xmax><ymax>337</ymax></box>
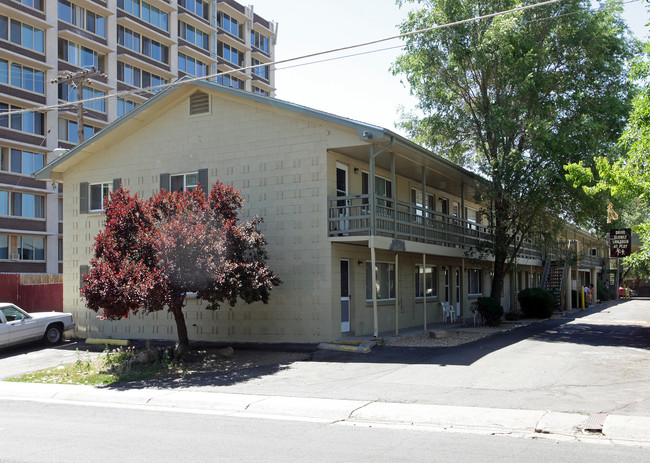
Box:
<box><xmin>310</xmin><ymin>302</ymin><xmax>650</xmax><ymax>366</ymax></box>
<box><xmin>102</xmin><ymin>350</ymin><xmax>311</xmax><ymax>390</ymax></box>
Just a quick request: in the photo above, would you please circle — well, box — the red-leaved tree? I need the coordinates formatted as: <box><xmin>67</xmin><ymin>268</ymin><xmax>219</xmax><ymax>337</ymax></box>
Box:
<box><xmin>81</xmin><ymin>182</ymin><xmax>281</xmax><ymax>353</ymax></box>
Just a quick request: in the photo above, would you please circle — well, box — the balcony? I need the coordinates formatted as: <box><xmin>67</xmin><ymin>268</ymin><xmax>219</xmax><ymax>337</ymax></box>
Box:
<box><xmin>328</xmin><ymin>194</ymin><xmax>542</xmax><ymax>261</ymax></box>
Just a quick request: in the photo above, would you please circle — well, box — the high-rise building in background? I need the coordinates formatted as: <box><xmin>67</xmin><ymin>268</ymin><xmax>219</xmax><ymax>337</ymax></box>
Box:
<box><xmin>1</xmin><ymin>0</ymin><xmax>277</xmax><ymax>274</ymax></box>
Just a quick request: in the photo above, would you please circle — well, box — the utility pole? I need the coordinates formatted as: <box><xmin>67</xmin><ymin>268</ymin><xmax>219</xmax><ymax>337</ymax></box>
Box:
<box><xmin>51</xmin><ymin>67</ymin><xmax>107</xmax><ymax>144</ymax></box>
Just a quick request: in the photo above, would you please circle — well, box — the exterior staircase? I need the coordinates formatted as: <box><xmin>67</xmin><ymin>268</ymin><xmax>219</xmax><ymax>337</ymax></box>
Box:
<box><xmin>543</xmin><ymin>260</ymin><xmax>566</xmax><ymax>313</ymax></box>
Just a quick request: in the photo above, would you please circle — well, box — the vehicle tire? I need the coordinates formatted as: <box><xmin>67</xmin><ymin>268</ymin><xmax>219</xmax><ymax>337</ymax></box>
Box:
<box><xmin>44</xmin><ymin>325</ymin><xmax>63</xmax><ymax>345</ymax></box>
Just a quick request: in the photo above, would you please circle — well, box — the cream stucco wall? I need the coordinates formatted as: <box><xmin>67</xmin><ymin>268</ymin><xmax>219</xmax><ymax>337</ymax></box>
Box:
<box><xmin>63</xmin><ymin>89</ymin><xmax>365</xmax><ymax>344</ymax></box>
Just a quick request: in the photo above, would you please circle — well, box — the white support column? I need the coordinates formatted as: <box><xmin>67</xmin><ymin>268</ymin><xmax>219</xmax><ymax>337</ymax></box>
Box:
<box><xmin>371</xmin><ymin>236</ymin><xmax>379</xmax><ymax>338</ymax></box>
<box><xmin>566</xmin><ymin>265</ymin><xmax>573</xmax><ymax>310</ymax></box>
<box><xmin>395</xmin><ymin>253</ymin><xmax>399</xmax><ymax>336</ymax></box>
<box><xmin>423</xmin><ymin>253</ymin><xmax>427</xmax><ymax>331</ymax></box>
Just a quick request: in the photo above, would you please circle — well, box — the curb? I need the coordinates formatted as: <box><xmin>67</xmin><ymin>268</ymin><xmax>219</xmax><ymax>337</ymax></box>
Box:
<box><xmin>2</xmin><ymin>381</ymin><xmax>650</xmax><ymax>444</ymax></box>
<box><xmin>317</xmin><ymin>340</ymin><xmax>375</xmax><ymax>353</ymax></box>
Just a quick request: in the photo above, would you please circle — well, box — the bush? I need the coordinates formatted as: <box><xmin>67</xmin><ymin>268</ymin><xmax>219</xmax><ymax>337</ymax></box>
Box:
<box><xmin>597</xmin><ymin>280</ymin><xmax>611</xmax><ymax>302</ymax></box>
<box><xmin>476</xmin><ymin>297</ymin><xmax>504</xmax><ymax>327</ymax></box>
<box><xmin>517</xmin><ymin>288</ymin><xmax>554</xmax><ymax>319</ymax></box>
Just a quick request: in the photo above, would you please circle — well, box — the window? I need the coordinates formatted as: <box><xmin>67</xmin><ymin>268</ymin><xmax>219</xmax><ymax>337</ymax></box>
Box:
<box><xmin>439</xmin><ymin>197</ymin><xmax>449</xmax><ymax>215</ymax></box>
<box><xmin>1</xmin><ymin>59</ymin><xmax>44</xmax><ymax>94</ymax></box>
<box><xmin>0</xmin><ymin>191</ymin><xmax>45</xmax><ymax>218</ymax></box>
<box><xmin>117</xmin><ymin>98</ymin><xmax>138</xmax><ymax>117</ymax></box>
<box><xmin>58</xmin><ymin>118</ymin><xmax>97</xmax><ymax>143</ymax></box>
<box><xmin>19</xmin><ymin>235</ymin><xmax>45</xmax><ymax>260</ymax></box>
<box><xmin>0</xmin><ymin>235</ymin><xmax>7</xmax><ymax>259</ymax></box>
<box><xmin>2</xmin><ymin>17</ymin><xmax>44</xmax><ymax>53</ymax></box>
<box><xmin>58</xmin><ymin>84</ymin><xmax>106</xmax><ymax>112</ymax></box>
<box><xmin>179</xmin><ymin>22</ymin><xmax>209</xmax><ymax>50</ymax></box>
<box><xmin>118</xmin><ymin>26</ymin><xmax>169</xmax><ymax>64</ymax></box>
<box><xmin>411</xmin><ymin>188</ymin><xmax>435</xmax><ymax>218</ymax></box>
<box><xmin>0</xmin><ymin>103</ymin><xmax>44</xmax><ymax>135</ymax></box>
<box><xmin>58</xmin><ymin>197</ymin><xmax>63</xmax><ymax>221</ymax></box>
<box><xmin>252</xmin><ymin>59</ymin><xmax>269</xmax><ymax>79</ymax></box>
<box><xmin>218</xmin><ymin>12</ymin><xmax>241</xmax><ymax>38</ymax></box>
<box><xmin>362</xmin><ymin>172</ymin><xmax>393</xmax><ymax>208</ymax></box>
<box><xmin>19</xmin><ymin>0</ymin><xmax>44</xmax><ymax>11</ymax></box>
<box><xmin>179</xmin><ymin>53</ymin><xmax>208</xmax><ymax>77</ymax></box>
<box><xmin>1</xmin><ymin>148</ymin><xmax>44</xmax><ymax>175</ymax></box>
<box><xmin>366</xmin><ymin>262</ymin><xmax>396</xmax><ymax>300</ymax></box>
<box><xmin>468</xmin><ymin>269</ymin><xmax>483</xmax><ymax>295</ymax></box>
<box><xmin>217</xmin><ymin>42</ymin><xmax>243</xmax><ymax>66</ymax></box>
<box><xmin>178</xmin><ymin>0</ymin><xmax>209</xmax><ymax>20</ymax></box>
<box><xmin>465</xmin><ymin>206</ymin><xmax>480</xmax><ymax>223</ymax></box>
<box><xmin>117</xmin><ymin>61</ymin><xmax>167</xmax><ymax>90</ymax></box>
<box><xmin>58</xmin><ymin>1</ymin><xmax>106</xmax><ymax>37</ymax></box>
<box><xmin>89</xmin><ymin>182</ymin><xmax>112</xmax><ymax>212</ymax></box>
<box><xmin>415</xmin><ymin>265</ymin><xmax>437</xmax><ymax>298</ymax></box>
<box><xmin>252</xmin><ymin>86</ymin><xmax>269</xmax><ymax>96</ymax></box>
<box><xmin>58</xmin><ymin>238</ymin><xmax>63</xmax><ymax>261</ymax></box>
<box><xmin>216</xmin><ymin>75</ymin><xmax>243</xmax><ymax>89</ymax></box>
<box><xmin>251</xmin><ymin>30</ymin><xmax>269</xmax><ymax>53</ymax></box>
<box><xmin>58</xmin><ymin>39</ymin><xmax>102</xmax><ymax>69</ymax></box>
<box><xmin>170</xmin><ymin>172</ymin><xmax>198</xmax><ymax>192</ymax></box>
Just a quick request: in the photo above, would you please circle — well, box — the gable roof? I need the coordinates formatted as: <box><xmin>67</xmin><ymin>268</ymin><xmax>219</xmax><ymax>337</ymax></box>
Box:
<box><xmin>35</xmin><ymin>79</ymin><xmax>478</xmax><ymax>183</ymax></box>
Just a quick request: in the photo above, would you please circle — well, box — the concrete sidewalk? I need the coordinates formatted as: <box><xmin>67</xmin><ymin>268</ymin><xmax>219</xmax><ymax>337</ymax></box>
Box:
<box><xmin>1</xmin><ymin>380</ymin><xmax>649</xmax><ymax>445</ymax></box>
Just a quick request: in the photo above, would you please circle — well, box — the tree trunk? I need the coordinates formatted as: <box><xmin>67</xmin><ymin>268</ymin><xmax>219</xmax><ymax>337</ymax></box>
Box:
<box><xmin>170</xmin><ymin>296</ymin><xmax>189</xmax><ymax>357</ymax></box>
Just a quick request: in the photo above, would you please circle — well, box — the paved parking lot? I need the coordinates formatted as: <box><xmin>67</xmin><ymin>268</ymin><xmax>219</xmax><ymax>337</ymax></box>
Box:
<box><xmin>0</xmin><ymin>341</ymin><xmax>98</xmax><ymax>380</ymax></box>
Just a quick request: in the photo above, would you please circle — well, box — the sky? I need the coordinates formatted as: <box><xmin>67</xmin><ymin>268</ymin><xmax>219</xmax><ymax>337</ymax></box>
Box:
<box><xmin>248</xmin><ymin>0</ymin><xmax>650</xmax><ymax>136</ymax></box>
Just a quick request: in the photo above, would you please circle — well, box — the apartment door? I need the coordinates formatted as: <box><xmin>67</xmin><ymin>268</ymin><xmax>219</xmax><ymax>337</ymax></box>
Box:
<box><xmin>340</xmin><ymin>260</ymin><xmax>351</xmax><ymax>332</ymax></box>
<box><xmin>336</xmin><ymin>163</ymin><xmax>349</xmax><ymax>233</ymax></box>
<box><xmin>455</xmin><ymin>267</ymin><xmax>461</xmax><ymax>316</ymax></box>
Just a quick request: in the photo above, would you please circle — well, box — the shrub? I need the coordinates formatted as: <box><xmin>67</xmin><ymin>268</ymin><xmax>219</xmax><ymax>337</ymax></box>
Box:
<box><xmin>476</xmin><ymin>297</ymin><xmax>504</xmax><ymax>327</ymax></box>
<box><xmin>597</xmin><ymin>280</ymin><xmax>611</xmax><ymax>301</ymax></box>
<box><xmin>517</xmin><ymin>288</ymin><xmax>554</xmax><ymax>319</ymax></box>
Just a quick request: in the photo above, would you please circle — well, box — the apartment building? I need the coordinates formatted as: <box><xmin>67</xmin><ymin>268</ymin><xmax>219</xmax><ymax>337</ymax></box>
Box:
<box><xmin>1</xmin><ymin>0</ymin><xmax>277</xmax><ymax>274</ymax></box>
<box><xmin>36</xmin><ymin>80</ymin><xmax>608</xmax><ymax>344</ymax></box>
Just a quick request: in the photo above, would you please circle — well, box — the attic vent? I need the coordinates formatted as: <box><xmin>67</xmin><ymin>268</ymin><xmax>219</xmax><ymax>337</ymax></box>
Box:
<box><xmin>189</xmin><ymin>91</ymin><xmax>210</xmax><ymax>115</ymax></box>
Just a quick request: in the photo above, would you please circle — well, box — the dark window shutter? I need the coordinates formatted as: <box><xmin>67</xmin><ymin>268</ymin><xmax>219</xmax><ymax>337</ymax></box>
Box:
<box><xmin>198</xmin><ymin>168</ymin><xmax>208</xmax><ymax>194</ymax></box>
<box><xmin>80</xmin><ymin>265</ymin><xmax>89</xmax><ymax>289</ymax></box>
<box><xmin>160</xmin><ymin>173</ymin><xmax>169</xmax><ymax>192</ymax></box>
<box><xmin>113</xmin><ymin>178</ymin><xmax>122</xmax><ymax>192</ymax></box>
<box><xmin>79</xmin><ymin>182</ymin><xmax>88</xmax><ymax>214</ymax></box>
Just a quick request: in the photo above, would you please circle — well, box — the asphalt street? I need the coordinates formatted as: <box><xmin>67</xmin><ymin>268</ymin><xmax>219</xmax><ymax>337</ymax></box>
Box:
<box><xmin>1</xmin><ymin>298</ymin><xmax>649</xmax><ymax>450</ymax></box>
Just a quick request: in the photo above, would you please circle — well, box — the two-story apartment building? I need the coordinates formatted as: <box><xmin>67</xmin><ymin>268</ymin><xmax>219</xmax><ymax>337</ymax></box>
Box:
<box><xmin>36</xmin><ymin>80</ymin><xmax>608</xmax><ymax>343</ymax></box>
<box><xmin>1</xmin><ymin>0</ymin><xmax>277</xmax><ymax>275</ymax></box>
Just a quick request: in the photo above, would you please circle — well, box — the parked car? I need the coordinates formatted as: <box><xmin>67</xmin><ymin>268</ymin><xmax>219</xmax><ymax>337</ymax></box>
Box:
<box><xmin>619</xmin><ymin>287</ymin><xmax>638</xmax><ymax>297</ymax></box>
<box><xmin>0</xmin><ymin>303</ymin><xmax>75</xmax><ymax>348</ymax></box>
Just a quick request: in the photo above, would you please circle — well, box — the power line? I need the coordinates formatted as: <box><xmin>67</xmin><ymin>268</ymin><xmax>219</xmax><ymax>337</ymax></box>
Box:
<box><xmin>2</xmin><ymin>0</ymin><xmax>603</xmax><ymax>118</ymax></box>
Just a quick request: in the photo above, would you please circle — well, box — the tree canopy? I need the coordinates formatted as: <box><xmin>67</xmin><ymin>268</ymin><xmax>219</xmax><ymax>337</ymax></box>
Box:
<box><xmin>393</xmin><ymin>0</ymin><xmax>635</xmax><ymax>300</ymax></box>
<box><xmin>566</xmin><ymin>35</ymin><xmax>650</xmax><ymax>275</ymax></box>
<box><xmin>81</xmin><ymin>183</ymin><xmax>281</xmax><ymax>352</ymax></box>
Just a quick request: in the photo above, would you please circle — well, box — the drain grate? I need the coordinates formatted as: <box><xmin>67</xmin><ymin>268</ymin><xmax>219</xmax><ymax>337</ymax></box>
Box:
<box><xmin>584</xmin><ymin>413</ymin><xmax>608</xmax><ymax>433</ymax></box>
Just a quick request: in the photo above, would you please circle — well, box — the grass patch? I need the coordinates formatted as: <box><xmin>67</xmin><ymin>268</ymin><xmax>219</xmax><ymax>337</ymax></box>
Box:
<box><xmin>6</xmin><ymin>347</ymin><xmax>180</xmax><ymax>387</ymax></box>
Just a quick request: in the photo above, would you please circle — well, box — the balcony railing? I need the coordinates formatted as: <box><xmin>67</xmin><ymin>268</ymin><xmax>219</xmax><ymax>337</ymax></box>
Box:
<box><xmin>328</xmin><ymin>194</ymin><xmax>542</xmax><ymax>260</ymax></box>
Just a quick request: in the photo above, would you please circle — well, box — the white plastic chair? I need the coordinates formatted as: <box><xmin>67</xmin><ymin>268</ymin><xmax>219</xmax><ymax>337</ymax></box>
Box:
<box><xmin>442</xmin><ymin>302</ymin><xmax>456</xmax><ymax>323</ymax></box>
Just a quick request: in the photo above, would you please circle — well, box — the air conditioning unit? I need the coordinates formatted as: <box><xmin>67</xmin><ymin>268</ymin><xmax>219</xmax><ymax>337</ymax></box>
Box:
<box><xmin>10</xmin><ymin>253</ymin><xmax>20</xmax><ymax>260</ymax></box>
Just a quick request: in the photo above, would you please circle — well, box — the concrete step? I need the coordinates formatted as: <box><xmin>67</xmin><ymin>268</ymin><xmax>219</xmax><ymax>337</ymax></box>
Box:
<box><xmin>317</xmin><ymin>339</ymin><xmax>376</xmax><ymax>353</ymax></box>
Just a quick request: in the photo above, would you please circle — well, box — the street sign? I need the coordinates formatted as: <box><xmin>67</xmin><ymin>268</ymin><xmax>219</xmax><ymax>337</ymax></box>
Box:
<box><xmin>610</xmin><ymin>228</ymin><xmax>631</xmax><ymax>257</ymax></box>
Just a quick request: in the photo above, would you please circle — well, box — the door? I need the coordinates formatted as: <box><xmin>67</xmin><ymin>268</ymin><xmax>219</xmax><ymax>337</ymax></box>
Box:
<box><xmin>336</xmin><ymin>163</ymin><xmax>349</xmax><ymax>233</ymax></box>
<box><xmin>455</xmin><ymin>268</ymin><xmax>461</xmax><ymax>316</ymax></box>
<box><xmin>1</xmin><ymin>305</ymin><xmax>40</xmax><ymax>344</ymax></box>
<box><xmin>0</xmin><ymin>315</ymin><xmax>8</xmax><ymax>347</ymax></box>
<box><xmin>340</xmin><ymin>260</ymin><xmax>351</xmax><ymax>332</ymax></box>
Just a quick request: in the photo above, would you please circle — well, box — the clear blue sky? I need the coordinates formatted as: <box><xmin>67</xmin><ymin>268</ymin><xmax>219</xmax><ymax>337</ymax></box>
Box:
<box><xmin>250</xmin><ymin>0</ymin><xmax>649</xmax><ymax>135</ymax></box>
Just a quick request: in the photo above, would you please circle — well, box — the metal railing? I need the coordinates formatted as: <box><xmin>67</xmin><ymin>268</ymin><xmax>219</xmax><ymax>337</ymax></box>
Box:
<box><xmin>328</xmin><ymin>195</ymin><xmax>542</xmax><ymax>259</ymax></box>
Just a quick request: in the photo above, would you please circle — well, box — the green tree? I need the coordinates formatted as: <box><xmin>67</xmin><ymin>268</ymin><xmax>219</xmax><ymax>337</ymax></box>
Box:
<box><xmin>393</xmin><ymin>0</ymin><xmax>634</xmax><ymax>300</ymax></box>
<box><xmin>567</xmin><ymin>34</ymin><xmax>650</xmax><ymax>275</ymax></box>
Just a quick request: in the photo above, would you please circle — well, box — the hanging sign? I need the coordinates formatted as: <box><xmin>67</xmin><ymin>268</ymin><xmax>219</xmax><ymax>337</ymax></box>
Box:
<box><xmin>610</xmin><ymin>228</ymin><xmax>632</xmax><ymax>258</ymax></box>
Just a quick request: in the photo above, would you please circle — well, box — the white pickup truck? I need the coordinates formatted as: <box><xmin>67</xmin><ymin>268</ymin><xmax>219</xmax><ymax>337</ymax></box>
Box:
<box><xmin>0</xmin><ymin>303</ymin><xmax>75</xmax><ymax>348</ymax></box>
